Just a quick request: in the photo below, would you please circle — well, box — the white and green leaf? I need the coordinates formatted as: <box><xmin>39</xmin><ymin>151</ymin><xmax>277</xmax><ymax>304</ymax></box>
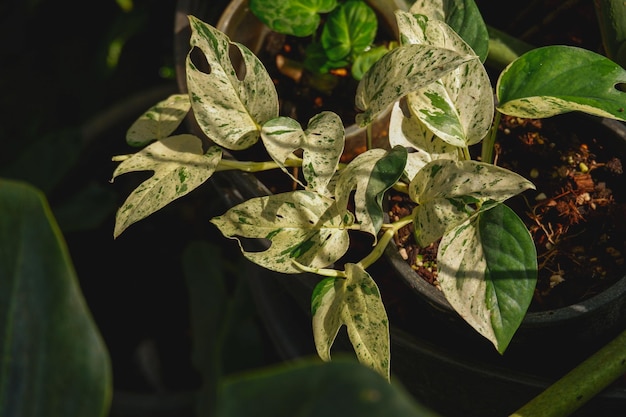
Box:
<box><xmin>261</xmin><ymin>112</ymin><xmax>344</xmax><ymax>194</ymax></box>
<box><xmin>355</xmin><ymin>43</ymin><xmax>475</xmax><ymax>126</ymax></box>
<box><xmin>388</xmin><ymin>100</ymin><xmax>459</xmax><ymax>181</ymax></box>
<box><xmin>409</xmin><ymin>159</ymin><xmax>535</xmax><ymax>246</ymax></box>
<box><xmin>112</xmin><ymin>137</ymin><xmax>222</xmax><ymax>238</ymax></box>
<box><xmin>497</xmin><ymin>45</ymin><xmax>626</xmax><ymax>121</ymax></box>
<box><xmin>126</xmin><ymin>94</ymin><xmax>191</xmax><ymax>147</ymax></box>
<box><xmin>210</xmin><ymin>191</ymin><xmax>351</xmax><ymax>273</ymax></box>
<box><xmin>437</xmin><ymin>203</ymin><xmax>537</xmax><ymax>353</ymax></box>
<box><xmin>311</xmin><ymin>263</ymin><xmax>390</xmax><ymax>381</ymax></box>
<box><xmin>186</xmin><ymin>15</ymin><xmax>279</xmax><ymax>150</ymax></box>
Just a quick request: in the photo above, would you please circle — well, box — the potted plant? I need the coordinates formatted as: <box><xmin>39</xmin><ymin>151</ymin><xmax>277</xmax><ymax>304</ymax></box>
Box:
<box><xmin>112</xmin><ymin>0</ymin><xmax>626</xmax><ymax>414</ymax></box>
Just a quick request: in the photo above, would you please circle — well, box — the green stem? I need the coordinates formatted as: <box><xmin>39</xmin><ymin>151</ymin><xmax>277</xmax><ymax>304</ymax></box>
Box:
<box><xmin>509</xmin><ymin>328</ymin><xmax>626</xmax><ymax>417</ymax></box>
<box><xmin>481</xmin><ymin>111</ymin><xmax>501</xmax><ymax>164</ymax></box>
<box><xmin>358</xmin><ymin>215</ymin><xmax>413</xmax><ymax>270</ymax></box>
<box><xmin>215</xmin><ymin>157</ymin><xmax>302</xmax><ymax>172</ymax></box>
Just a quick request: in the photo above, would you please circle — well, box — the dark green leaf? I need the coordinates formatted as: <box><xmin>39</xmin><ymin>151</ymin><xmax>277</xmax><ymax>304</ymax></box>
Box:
<box><xmin>249</xmin><ymin>0</ymin><xmax>338</xmax><ymax>37</ymax></box>
<box><xmin>321</xmin><ymin>0</ymin><xmax>377</xmax><ymax>62</ymax></box>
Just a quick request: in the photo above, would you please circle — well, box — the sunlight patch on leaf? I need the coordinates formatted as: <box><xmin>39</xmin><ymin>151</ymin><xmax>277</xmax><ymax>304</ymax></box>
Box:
<box><xmin>111</xmin><ymin>136</ymin><xmax>221</xmax><ymax>238</ymax></box>
<box><xmin>210</xmin><ymin>191</ymin><xmax>351</xmax><ymax>273</ymax></box>
<box><xmin>126</xmin><ymin>94</ymin><xmax>191</xmax><ymax>147</ymax></box>
<box><xmin>311</xmin><ymin>264</ymin><xmax>390</xmax><ymax>381</ymax></box>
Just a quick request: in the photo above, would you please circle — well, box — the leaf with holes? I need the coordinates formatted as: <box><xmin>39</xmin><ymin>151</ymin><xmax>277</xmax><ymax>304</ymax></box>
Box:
<box><xmin>210</xmin><ymin>190</ymin><xmax>351</xmax><ymax>274</ymax></box>
<box><xmin>111</xmin><ymin>137</ymin><xmax>222</xmax><ymax>237</ymax></box>
<box><xmin>497</xmin><ymin>45</ymin><xmax>626</xmax><ymax>121</ymax></box>
<box><xmin>311</xmin><ymin>263</ymin><xmax>390</xmax><ymax>381</ymax></box>
<box><xmin>186</xmin><ymin>15</ymin><xmax>279</xmax><ymax>150</ymax></box>
<box><xmin>437</xmin><ymin>203</ymin><xmax>537</xmax><ymax>353</ymax></box>
<box><xmin>409</xmin><ymin>159</ymin><xmax>534</xmax><ymax>246</ymax></box>
<box><xmin>126</xmin><ymin>94</ymin><xmax>191</xmax><ymax>147</ymax></box>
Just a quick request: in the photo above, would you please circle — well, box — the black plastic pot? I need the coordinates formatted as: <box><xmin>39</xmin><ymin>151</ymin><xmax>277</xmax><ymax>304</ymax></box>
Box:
<box><xmin>174</xmin><ymin>1</ymin><xmax>626</xmax><ymax>416</ymax></box>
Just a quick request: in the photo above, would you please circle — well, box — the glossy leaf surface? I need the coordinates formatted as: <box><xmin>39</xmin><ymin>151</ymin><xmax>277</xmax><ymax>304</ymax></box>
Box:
<box><xmin>249</xmin><ymin>0</ymin><xmax>338</xmax><ymax>36</ymax></box>
<box><xmin>321</xmin><ymin>0</ymin><xmax>377</xmax><ymax>61</ymax></box>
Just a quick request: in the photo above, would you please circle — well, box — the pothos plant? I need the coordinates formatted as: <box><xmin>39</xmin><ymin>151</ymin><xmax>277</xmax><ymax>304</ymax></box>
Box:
<box><xmin>111</xmin><ymin>0</ymin><xmax>626</xmax><ymax>381</ymax></box>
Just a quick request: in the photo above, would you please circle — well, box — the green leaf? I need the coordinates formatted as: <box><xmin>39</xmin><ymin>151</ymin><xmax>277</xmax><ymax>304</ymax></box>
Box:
<box><xmin>186</xmin><ymin>16</ymin><xmax>279</xmax><ymax>150</ymax></box>
<box><xmin>216</xmin><ymin>359</ymin><xmax>438</xmax><ymax>417</ymax></box>
<box><xmin>0</xmin><ymin>179</ymin><xmax>112</xmax><ymax>417</ymax></box>
<box><xmin>249</xmin><ymin>0</ymin><xmax>338</xmax><ymax>37</ymax></box>
<box><xmin>335</xmin><ymin>147</ymin><xmax>407</xmax><ymax>240</ymax></box>
<box><xmin>111</xmin><ymin>138</ymin><xmax>222</xmax><ymax>238</ymax></box>
<box><xmin>351</xmin><ymin>44</ymin><xmax>392</xmax><ymax>81</ymax></box>
<box><xmin>261</xmin><ymin>112</ymin><xmax>344</xmax><ymax>194</ymax></box>
<box><xmin>437</xmin><ymin>203</ymin><xmax>537</xmax><ymax>353</ymax></box>
<box><xmin>210</xmin><ymin>191</ymin><xmax>351</xmax><ymax>273</ymax></box>
<box><xmin>311</xmin><ymin>264</ymin><xmax>390</xmax><ymax>381</ymax></box>
<box><xmin>408</xmin><ymin>0</ymin><xmax>489</xmax><ymax>62</ymax></box>
<box><xmin>321</xmin><ymin>0</ymin><xmax>377</xmax><ymax>62</ymax></box>
<box><xmin>126</xmin><ymin>94</ymin><xmax>191</xmax><ymax>147</ymax></box>
<box><xmin>496</xmin><ymin>45</ymin><xmax>626</xmax><ymax>121</ymax></box>
<box><xmin>355</xmin><ymin>43</ymin><xmax>475</xmax><ymax>126</ymax></box>
<box><xmin>409</xmin><ymin>159</ymin><xmax>535</xmax><ymax>246</ymax></box>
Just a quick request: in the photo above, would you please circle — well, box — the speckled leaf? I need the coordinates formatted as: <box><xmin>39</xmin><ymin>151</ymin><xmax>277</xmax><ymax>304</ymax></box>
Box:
<box><xmin>497</xmin><ymin>45</ymin><xmax>626</xmax><ymax>121</ymax></box>
<box><xmin>408</xmin><ymin>0</ymin><xmax>489</xmax><ymax>62</ymax></box>
<box><xmin>355</xmin><ymin>44</ymin><xmax>474</xmax><ymax>126</ymax></box>
<box><xmin>388</xmin><ymin>100</ymin><xmax>458</xmax><ymax>181</ymax></box>
<box><xmin>394</xmin><ymin>11</ymin><xmax>492</xmax><ymax>147</ymax></box>
<box><xmin>261</xmin><ymin>112</ymin><xmax>344</xmax><ymax>194</ymax></box>
<box><xmin>335</xmin><ymin>147</ymin><xmax>407</xmax><ymax>240</ymax></box>
<box><xmin>437</xmin><ymin>203</ymin><xmax>537</xmax><ymax>353</ymax></box>
<box><xmin>186</xmin><ymin>15</ymin><xmax>279</xmax><ymax>150</ymax></box>
<box><xmin>210</xmin><ymin>191</ymin><xmax>351</xmax><ymax>274</ymax></box>
<box><xmin>249</xmin><ymin>0</ymin><xmax>338</xmax><ymax>37</ymax></box>
<box><xmin>311</xmin><ymin>264</ymin><xmax>390</xmax><ymax>381</ymax></box>
<box><xmin>409</xmin><ymin>159</ymin><xmax>534</xmax><ymax>246</ymax></box>
<box><xmin>111</xmin><ymin>137</ymin><xmax>222</xmax><ymax>238</ymax></box>
<box><xmin>125</xmin><ymin>94</ymin><xmax>191</xmax><ymax>147</ymax></box>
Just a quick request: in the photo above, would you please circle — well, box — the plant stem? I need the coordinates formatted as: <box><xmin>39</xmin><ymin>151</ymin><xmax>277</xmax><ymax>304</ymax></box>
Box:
<box><xmin>481</xmin><ymin>111</ymin><xmax>501</xmax><ymax>164</ymax></box>
<box><xmin>358</xmin><ymin>215</ymin><xmax>413</xmax><ymax>270</ymax></box>
<box><xmin>509</xmin><ymin>328</ymin><xmax>626</xmax><ymax>417</ymax></box>
<box><xmin>216</xmin><ymin>157</ymin><xmax>302</xmax><ymax>172</ymax></box>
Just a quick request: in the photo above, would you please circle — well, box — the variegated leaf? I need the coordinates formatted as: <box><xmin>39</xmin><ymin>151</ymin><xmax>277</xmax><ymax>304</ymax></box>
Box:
<box><xmin>388</xmin><ymin>100</ymin><xmax>458</xmax><ymax>181</ymax></box>
<box><xmin>311</xmin><ymin>263</ymin><xmax>390</xmax><ymax>381</ymax></box>
<box><xmin>497</xmin><ymin>45</ymin><xmax>626</xmax><ymax>121</ymax></box>
<box><xmin>261</xmin><ymin>112</ymin><xmax>345</xmax><ymax>194</ymax></box>
<box><xmin>186</xmin><ymin>15</ymin><xmax>279</xmax><ymax>150</ymax></box>
<box><xmin>437</xmin><ymin>203</ymin><xmax>537</xmax><ymax>353</ymax></box>
<box><xmin>126</xmin><ymin>94</ymin><xmax>191</xmax><ymax>147</ymax></box>
<box><xmin>355</xmin><ymin>44</ymin><xmax>475</xmax><ymax>126</ymax></box>
<box><xmin>112</xmin><ymin>137</ymin><xmax>222</xmax><ymax>238</ymax></box>
<box><xmin>335</xmin><ymin>146</ymin><xmax>407</xmax><ymax>240</ymax></box>
<box><xmin>210</xmin><ymin>191</ymin><xmax>351</xmax><ymax>273</ymax></box>
<box><xmin>409</xmin><ymin>159</ymin><xmax>534</xmax><ymax>246</ymax></box>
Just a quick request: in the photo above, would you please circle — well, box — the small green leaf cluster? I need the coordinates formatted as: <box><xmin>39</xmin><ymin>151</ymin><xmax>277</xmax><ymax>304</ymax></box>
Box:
<box><xmin>250</xmin><ymin>0</ymin><xmax>388</xmax><ymax>80</ymax></box>
<box><xmin>111</xmin><ymin>0</ymin><xmax>626</xmax><ymax>381</ymax></box>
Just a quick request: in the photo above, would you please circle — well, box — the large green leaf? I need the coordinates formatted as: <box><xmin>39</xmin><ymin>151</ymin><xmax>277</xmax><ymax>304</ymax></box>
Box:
<box><xmin>355</xmin><ymin>43</ymin><xmax>475</xmax><ymax>126</ymax></box>
<box><xmin>335</xmin><ymin>146</ymin><xmax>407</xmax><ymax>240</ymax></box>
<box><xmin>437</xmin><ymin>203</ymin><xmax>537</xmax><ymax>353</ymax></box>
<box><xmin>210</xmin><ymin>191</ymin><xmax>351</xmax><ymax>273</ymax></box>
<box><xmin>408</xmin><ymin>0</ymin><xmax>489</xmax><ymax>62</ymax></box>
<box><xmin>111</xmin><ymin>137</ymin><xmax>222</xmax><ymax>238</ymax></box>
<box><xmin>261</xmin><ymin>112</ymin><xmax>344</xmax><ymax>194</ymax></box>
<box><xmin>0</xmin><ymin>179</ymin><xmax>111</xmax><ymax>417</ymax></box>
<box><xmin>186</xmin><ymin>16</ymin><xmax>279</xmax><ymax>150</ymax></box>
<box><xmin>216</xmin><ymin>359</ymin><xmax>440</xmax><ymax>417</ymax></box>
<box><xmin>311</xmin><ymin>264</ymin><xmax>390</xmax><ymax>381</ymax></box>
<box><xmin>409</xmin><ymin>159</ymin><xmax>535</xmax><ymax>246</ymax></box>
<box><xmin>249</xmin><ymin>0</ymin><xmax>338</xmax><ymax>37</ymax></box>
<box><xmin>321</xmin><ymin>0</ymin><xmax>377</xmax><ymax>61</ymax></box>
<box><xmin>496</xmin><ymin>45</ymin><xmax>626</xmax><ymax>121</ymax></box>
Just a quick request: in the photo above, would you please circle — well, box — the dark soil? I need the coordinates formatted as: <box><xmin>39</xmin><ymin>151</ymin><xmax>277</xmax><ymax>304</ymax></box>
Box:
<box><xmin>389</xmin><ymin>114</ymin><xmax>626</xmax><ymax>311</ymax></box>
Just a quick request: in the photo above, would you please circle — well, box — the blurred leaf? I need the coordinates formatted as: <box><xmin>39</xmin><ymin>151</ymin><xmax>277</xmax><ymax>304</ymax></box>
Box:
<box><xmin>0</xmin><ymin>178</ymin><xmax>112</xmax><ymax>417</ymax></box>
<box><xmin>215</xmin><ymin>358</ymin><xmax>441</xmax><ymax>417</ymax></box>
